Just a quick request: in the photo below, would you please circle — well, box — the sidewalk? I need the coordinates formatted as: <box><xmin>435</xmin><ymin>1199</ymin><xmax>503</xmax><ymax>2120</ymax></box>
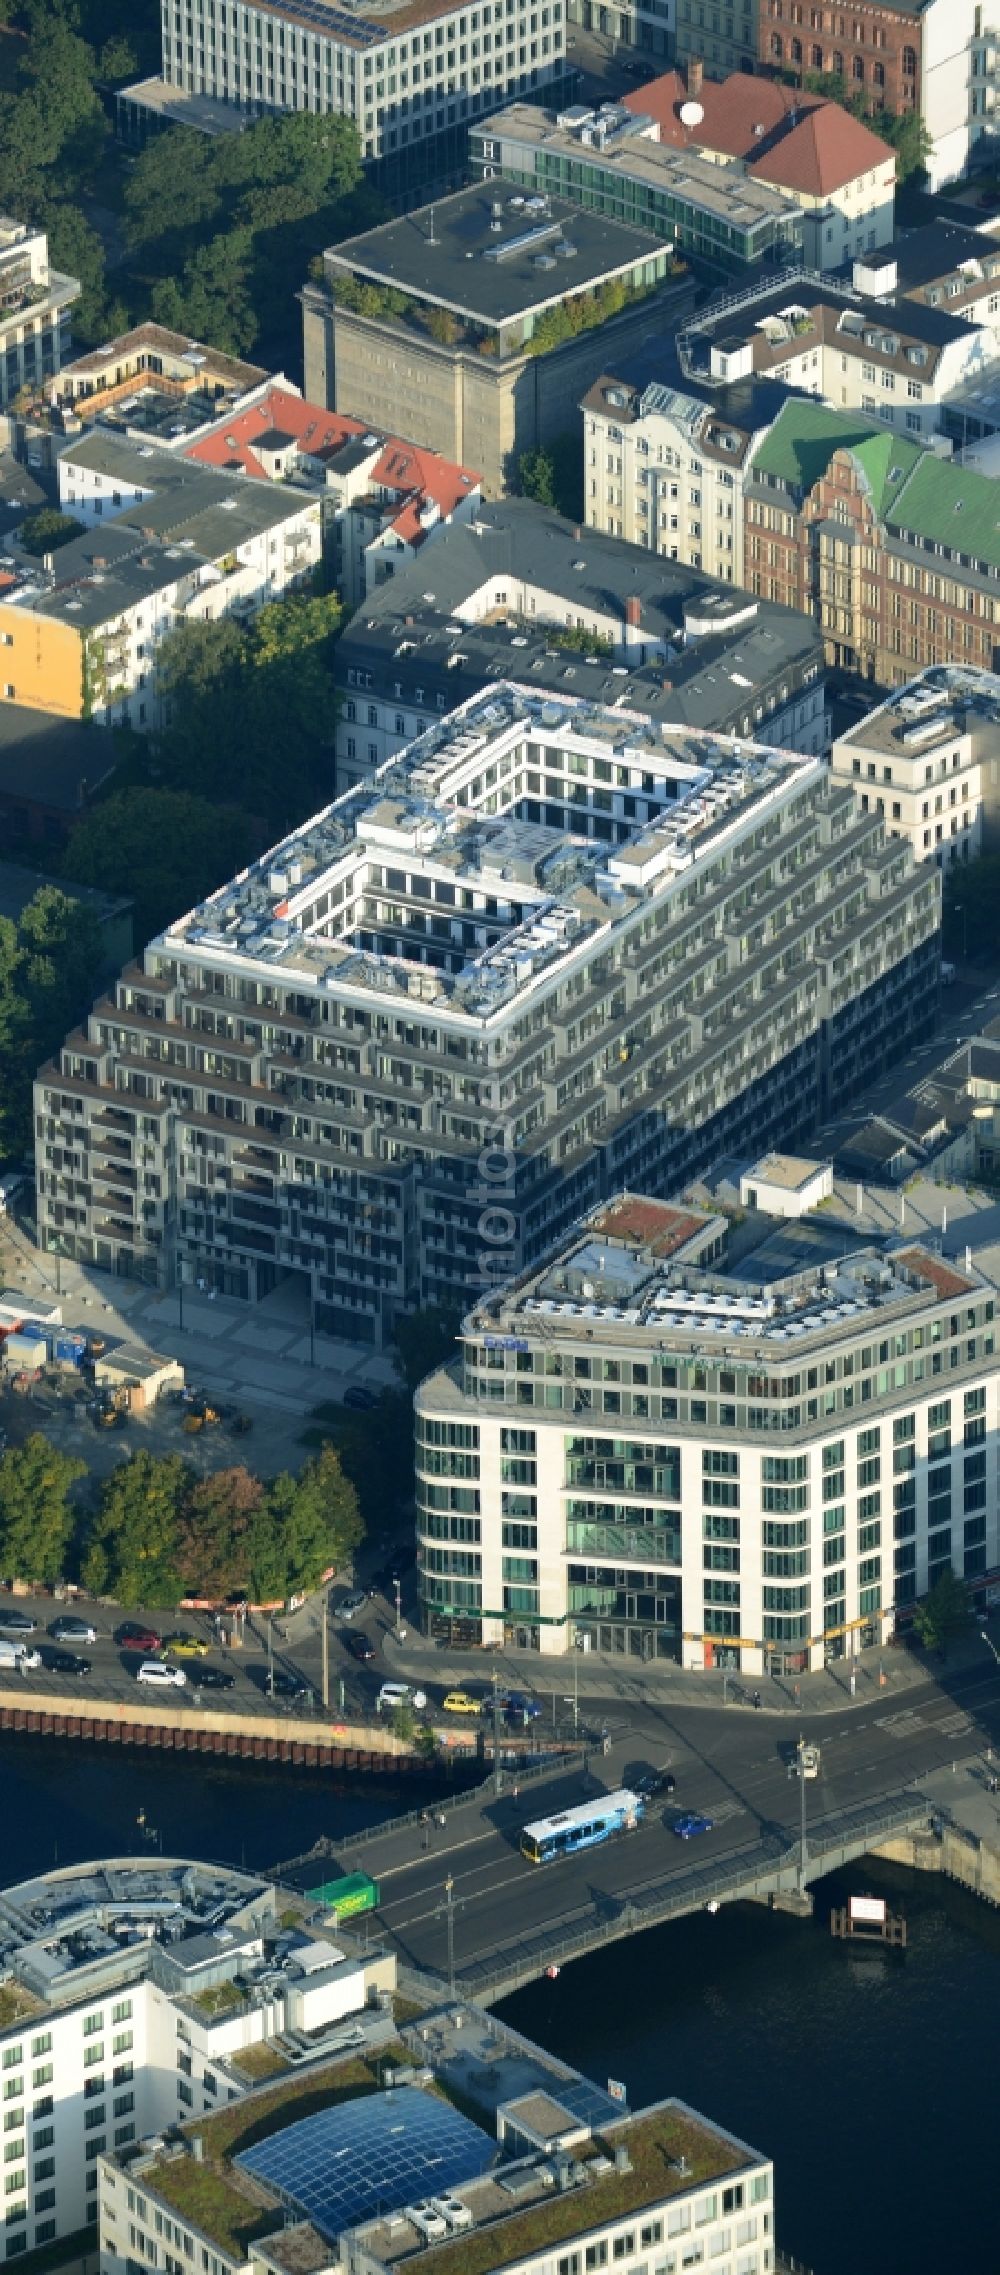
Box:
<box><xmin>378</xmin><ymin>1619</ymin><xmax>998</xmax><ymax>1723</ymax></box>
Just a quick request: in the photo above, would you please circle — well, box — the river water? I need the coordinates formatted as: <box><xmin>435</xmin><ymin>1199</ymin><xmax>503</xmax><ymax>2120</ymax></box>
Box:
<box><xmin>3</xmin><ymin>1740</ymin><xmax>995</xmax><ymax>2275</ymax></box>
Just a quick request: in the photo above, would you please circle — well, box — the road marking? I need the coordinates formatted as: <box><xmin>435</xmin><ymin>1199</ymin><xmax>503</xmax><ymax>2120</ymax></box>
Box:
<box><xmin>934</xmin><ymin>1712</ymin><xmax>973</xmax><ymax>1738</ymax></box>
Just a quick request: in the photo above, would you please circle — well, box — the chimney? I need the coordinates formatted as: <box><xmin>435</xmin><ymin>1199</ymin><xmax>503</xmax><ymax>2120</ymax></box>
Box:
<box><xmin>625</xmin><ymin>595</ymin><xmax>642</xmax><ymax>629</ymax></box>
<box><xmin>688</xmin><ymin>57</ymin><xmax>704</xmax><ymax>96</ymax></box>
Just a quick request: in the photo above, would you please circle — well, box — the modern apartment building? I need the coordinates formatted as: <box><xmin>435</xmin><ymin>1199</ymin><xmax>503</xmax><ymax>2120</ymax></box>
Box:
<box><xmin>745</xmin><ymin>395</ymin><xmax>1000</xmax><ymax>682</ymax></box>
<box><xmin>0</xmin><ymin>218</ymin><xmax>79</xmax><ymax>408</ymax></box>
<box><xmin>0</xmin><ymin>432</ymin><xmax>322</xmax><ymax>732</ymax></box>
<box><xmin>0</xmin><ymin>1854</ymin><xmax>390</xmax><ymax>2264</ymax></box>
<box><xmin>100</xmin><ymin>2011</ymin><xmax>777</xmax><ymax>2275</ymax></box>
<box><xmin>414</xmin><ymin>1190</ymin><xmax>998</xmax><ymax>1663</ymax></box>
<box><xmin>333</xmin><ymin>498</ymin><xmax>826</xmax><ymax>788</ymax></box>
<box><xmin>470</xmin><ymin>101</ymin><xmax>807</xmax><ymax>272</ymax></box>
<box><xmin>303</xmin><ymin>181</ymin><xmax>690</xmax><ymax>494</ymax></box>
<box><xmin>122</xmin><ymin>0</ymin><xmax>572</xmax><ymax>191</ymax></box>
<box><xmin>36</xmin><ymin>680</ymin><xmax>937</xmax><ymax>1337</ymax></box>
<box><xmin>831</xmin><ymin>664</ymin><xmax>1000</xmax><ymax>863</ymax></box>
<box><xmin>622</xmin><ymin>65</ymin><xmax>896</xmax><ymax>270</ymax></box>
<box><xmin>185</xmin><ymin>385</ymin><xmax>481</xmax><ymax>609</ymax></box>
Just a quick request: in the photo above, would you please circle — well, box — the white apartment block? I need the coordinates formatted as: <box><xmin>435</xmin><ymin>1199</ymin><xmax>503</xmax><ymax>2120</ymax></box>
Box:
<box><xmin>0</xmin><ymin>1856</ymin><xmax>388</xmax><ymax>2266</ymax></box>
<box><xmin>0</xmin><ymin>218</ymin><xmax>78</xmax><ymax>407</ymax></box>
<box><xmin>415</xmin><ymin>1193</ymin><xmax>1000</xmax><ymax>1669</ymax></box>
<box><xmin>582</xmin><ymin>373</ymin><xmax>773</xmax><ymax>584</ymax></box>
<box><xmin>832</xmin><ymin>666</ymin><xmax>1000</xmax><ymax>867</ymax></box>
<box><xmin>153</xmin><ymin>0</ymin><xmax>567</xmax><ymax>163</ymax></box>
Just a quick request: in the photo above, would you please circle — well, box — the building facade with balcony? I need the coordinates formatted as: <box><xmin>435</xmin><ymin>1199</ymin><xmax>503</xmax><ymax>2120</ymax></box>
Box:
<box><xmin>414</xmin><ymin>1192</ymin><xmax>999</xmax><ymax>1664</ymax></box>
<box><xmin>0</xmin><ymin>217</ymin><xmax>79</xmax><ymax>407</ymax></box>
<box><xmin>35</xmin><ymin>679</ymin><xmax>937</xmax><ymax>1336</ymax></box>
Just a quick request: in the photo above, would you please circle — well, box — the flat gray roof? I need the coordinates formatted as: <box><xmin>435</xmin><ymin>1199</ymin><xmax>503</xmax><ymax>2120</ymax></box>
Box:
<box><xmin>326</xmin><ymin>181</ymin><xmax>667</xmax><ymax>325</ymax></box>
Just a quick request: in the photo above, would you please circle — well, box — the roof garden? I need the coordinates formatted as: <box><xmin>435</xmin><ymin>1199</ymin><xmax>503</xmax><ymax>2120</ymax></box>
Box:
<box><xmin>367</xmin><ymin>2106</ymin><xmax>757</xmax><ymax>2275</ymax></box>
<box><xmin>143</xmin><ymin>2045</ymin><xmax>422</xmax><ymax>2260</ymax></box>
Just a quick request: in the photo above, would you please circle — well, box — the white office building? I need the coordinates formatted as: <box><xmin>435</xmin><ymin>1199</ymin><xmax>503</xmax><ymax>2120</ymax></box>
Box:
<box><xmin>415</xmin><ymin>1191</ymin><xmax>1000</xmax><ymax>1669</ymax></box>
<box><xmin>0</xmin><ymin>1856</ymin><xmax>388</xmax><ymax>2264</ymax></box>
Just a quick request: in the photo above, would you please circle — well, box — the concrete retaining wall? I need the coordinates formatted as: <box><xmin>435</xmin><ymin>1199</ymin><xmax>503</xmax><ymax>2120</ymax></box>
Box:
<box><xmin>874</xmin><ymin>1821</ymin><xmax>1000</xmax><ymax>1907</ymax></box>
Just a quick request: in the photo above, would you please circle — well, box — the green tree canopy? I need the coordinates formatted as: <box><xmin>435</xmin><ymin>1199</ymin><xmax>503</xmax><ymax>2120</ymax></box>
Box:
<box><xmin>18</xmin><ymin>508</ymin><xmax>84</xmax><ymax>557</ymax></box>
<box><xmin>60</xmin><ymin>786</ymin><xmax>264</xmax><ymax>947</ymax></box>
<box><xmin>249</xmin><ymin>1443</ymin><xmax>361</xmax><ymax>1603</ymax></box>
<box><xmin>153</xmin><ymin>593</ymin><xmax>343</xmax><ymax>835</ymax></box>
<box><xmin>913</xmin><ymin>1568</ymin><xmax>972</xmax><ymax>1652</ymax></box>
<box><xmin>83</xmin><ymin>1450</ymin><xmax>190</xmax><ymax>1606</ymax></box>
<box><xmin>393</xmin><ymin>1307</ymin><xmax>463</xmax><ymax>1394</ymax></box>
<box><xmin>0</xmin><ymin>884</ymin><xmax>105</xmax><ymax>1157</ymax></box>
<box><xmin>0</xmin><ymin>1433</ymin><xmax>85</xmax><ymax>1585</ymax></box>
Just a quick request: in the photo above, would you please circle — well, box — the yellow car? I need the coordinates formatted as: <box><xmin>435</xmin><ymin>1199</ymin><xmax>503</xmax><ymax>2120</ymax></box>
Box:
<box><xmin>442</xmin><ymin>1689</ymin><xmax>482</xmax><ymax>1716</ymax></box>
<box><xmin>163</xmin><ymin>1632</ymin><xmax>211</xmax><ymax>1659</ymax></box>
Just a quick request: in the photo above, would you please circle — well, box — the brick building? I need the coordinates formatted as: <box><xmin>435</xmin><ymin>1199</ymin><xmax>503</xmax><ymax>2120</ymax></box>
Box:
<box><xmin>744</xmin><ymin>395</ymin><xmax>1000</xmax><ymax>684</ymax></box>
<box><xmin>755</xmin><ymin>0</ymin><xmax>979</xmax><ymax>188</ymax></box>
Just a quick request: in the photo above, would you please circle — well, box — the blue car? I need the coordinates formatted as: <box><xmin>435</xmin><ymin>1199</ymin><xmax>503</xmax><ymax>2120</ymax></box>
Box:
<box><xmin>673</xmin><ymin>1812</ymin><xmax>714</xmax><ymax>1839</ymax></box>
<box><xmin>505</xmin><ymin>1691</ymin><xmax>542</xmax><ymax>1724</ymax></box>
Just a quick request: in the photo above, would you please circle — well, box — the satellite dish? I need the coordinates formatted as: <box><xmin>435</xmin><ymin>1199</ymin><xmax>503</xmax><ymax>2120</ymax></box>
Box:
<box><xmin>679</xmin><ymin>100</ymin><xmax>705</xmax><ymax>125</ymax></box>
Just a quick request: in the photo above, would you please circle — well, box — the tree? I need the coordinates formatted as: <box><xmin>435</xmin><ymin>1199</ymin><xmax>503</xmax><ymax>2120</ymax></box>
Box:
<box><xmin>0</xmin><ymin>1433</ymin><xmax>85</xmax><ymax>1585</ymax></box>
<box><xmin>913</xmin><ymin>1568</ymin><xmax>972</xmax><ymax>1653</ymax></box>
<box><xmin>250</xmin><ymin>1443</ymin><xmax>362</xmax><ymax>1604</ymax></box>
<box><xmin>154</xmin><ymin>595</ymin><xmax>343</xmax><ymax>835</ymax></box>
<box><xmin>60</xmin><ymin>787</ymin><xmax>264</xmax><ymax>946</ymax></box>
<box><xmin>83</xmin><ymin>1451</ymin><xmax>189</xmax><ymax>1605</ymax></box>
<box><xmin>173</xmin><ymin>1465</ymin><xmax>264</xmax><ymax>1600</ymax></box>
<box><xmin>518</xmin><ymin>449</ymin><xmax>556</xmax><ymax>508</ymax></box>
<box><xmin>336</xmin><ymin>1388</ymin><xmax>415</xmax><ymax>1539</ymax></box>
<box><xmin>871</xmin><ymin>106</ymin><xmax>933</xmax><ymax>184</ymax></box>
<box><xmin>18</xmin><ymin>508</ymin><xmax>84</xmax><ymax>556</ymax></box>
<box><xmin>391</xmin><ymin>1698</ymin><xmax>415</xmax><ymax>1743</ymax></box>
<box><xmin>0</xmin><ymin>884</ymin><xmax>105</xmax><ymax>1157</ymax></box>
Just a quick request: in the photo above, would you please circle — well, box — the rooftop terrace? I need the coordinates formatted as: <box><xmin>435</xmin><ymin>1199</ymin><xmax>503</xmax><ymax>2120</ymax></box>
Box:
<box><xmin>161</xmin><ymin>682</ymin><xmax>816</xmax><ymax>1022</ymax></box>
<box><xmin>834</xmin><ymin>665</ymin><xmax>1000</xmax><ymax>759</ymax></box>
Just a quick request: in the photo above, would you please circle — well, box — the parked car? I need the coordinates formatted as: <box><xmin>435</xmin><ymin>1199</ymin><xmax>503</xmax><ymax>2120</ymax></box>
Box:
<box><xmin>442</xmin><ymin>1689</ymin><xmax>481</xmax><ymax>1716</ymax></box>
<box><xmin>162</xmin><ymin>1632</ymin><xmax>210</xmax><ymax>1659</ymax></box>
<box><xmin>338</xmin><ymin>1590</ymin><xmax>367</xmax><ymax>1619</ymax></box>
<box><xmin>342</xmin><ymin>1629</ymin><xmax>376</xmax><ymax>1663</ymax></box>
<box><xmin>195</xmin><ymin>1666</ymin><xmax>235</xmax><ymax>1692</ymax></box>
<box><xmin>117</xmin><ymin>1624</ymin><xmax>161</xmax><ymax>1653</ymax></box>
<box><xmin>343</xmin><ymin>1384</ymin><xmax>378</xmax><ymax>1411</ymax></box>
<box><xmin>673</xmin><ymin>1812</ymin><xmax>713</xmax><ymax>1839</ymax></box>
<box><xmin>136</xmin><ymin>1660</ymin><xmax>186</xmax><ymax>1688</ymax></box>
<box><xmin>0</xmin><ymin>1609</ymin><xmax>37</xmax><ymax>1634</ymax></box>
<box><xmin>50</xmin><ymin>1615</ymin><xmax>97</xmax><ymax>1644</ymax></box>
<box><xmin>47</xmin><ymin>1651</ymin><xmax>91</xmax><ymax>1677</ymax></box>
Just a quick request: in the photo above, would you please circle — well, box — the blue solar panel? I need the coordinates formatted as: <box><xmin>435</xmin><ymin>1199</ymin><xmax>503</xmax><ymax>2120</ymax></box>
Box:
<box><xmin>556</xmin><ymin>2079</ymin><xmax>629</xmax><ymax>2127</ymax></box>
<box><xmin>235</xmin><ymin>2090</ymin><xmax>497</xmax><ymax>2238</ymax></box>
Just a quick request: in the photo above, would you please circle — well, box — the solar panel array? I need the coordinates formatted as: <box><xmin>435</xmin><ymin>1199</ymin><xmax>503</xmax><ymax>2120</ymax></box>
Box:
<box><xmin>556</xmin><ymin>2078</ymin><xmax>629</xmax><ymax>2128</ymax></box>
<box><xmin>235</xmin><ymin>2090</ymin><xmax>497</xmax><ymax>2238</ymax></box>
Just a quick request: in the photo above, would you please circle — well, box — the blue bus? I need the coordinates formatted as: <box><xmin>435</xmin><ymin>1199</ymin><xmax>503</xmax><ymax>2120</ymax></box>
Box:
<box><xmin>520</xmin><ymin>1789</ymin><xmax>644</xmax><ymax>1864</ymax></box>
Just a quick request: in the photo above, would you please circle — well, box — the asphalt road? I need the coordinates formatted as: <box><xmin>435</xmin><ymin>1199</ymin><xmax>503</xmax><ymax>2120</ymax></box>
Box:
<box><xmin>346</xmin><ymin>1658</ymin><xmax>1000</xmax><ymax>1983</ymax></box>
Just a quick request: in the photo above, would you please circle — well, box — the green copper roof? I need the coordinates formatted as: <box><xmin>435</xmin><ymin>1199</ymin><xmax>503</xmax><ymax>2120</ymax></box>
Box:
<box><xmin>750</xmin><ymin>397</ymin><xmax>923</xmax><ymax>512</ymax></box>
<box><xmin>885</xmin><ymin>452</ymin><xmax>1000</xmax><ymax>570</ymax></box>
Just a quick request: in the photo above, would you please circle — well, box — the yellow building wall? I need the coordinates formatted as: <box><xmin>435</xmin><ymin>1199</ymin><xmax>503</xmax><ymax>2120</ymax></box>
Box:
<box><xmin>0</xmin><ymin>605</ymin><xmax>83</xmax><ymax>718</ymax></box>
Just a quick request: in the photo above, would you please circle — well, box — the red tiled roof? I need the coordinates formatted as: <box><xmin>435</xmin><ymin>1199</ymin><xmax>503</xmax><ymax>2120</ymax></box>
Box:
<box><xmin>187</xmin><ymin>388</ymin><xmax>479</xmax><ymax>543</ymax></box>
<box><xmin>624</xmin><ymin>70</ymin><xmax>893</xmax><ymax>194</ymax></box>
<box><xmin>592</xmin><ymin>1197</ymin><xmax>708</xmax><ymax>1255</ymax></box>
<box><xmin>895</xmin><ymin>1247</ymin><xmax>976</xmax><ymax>1301</ymax></box>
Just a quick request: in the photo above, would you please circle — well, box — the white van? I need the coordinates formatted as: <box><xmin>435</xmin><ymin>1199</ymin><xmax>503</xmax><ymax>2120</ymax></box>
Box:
<box><xmin>136</xmin><ymin>1659</ymin><xmax>186</xmax><ymax>1688</ymax></box>
<box><xmin>0</xmin><ymin>1640</ymin><xmax>40</xmax><ymax>1671</ymax></box>
<box><xmin>377</xmin><ymin>1680</ymin><xmax>427</xmax><ymax>1714</ymax></box>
